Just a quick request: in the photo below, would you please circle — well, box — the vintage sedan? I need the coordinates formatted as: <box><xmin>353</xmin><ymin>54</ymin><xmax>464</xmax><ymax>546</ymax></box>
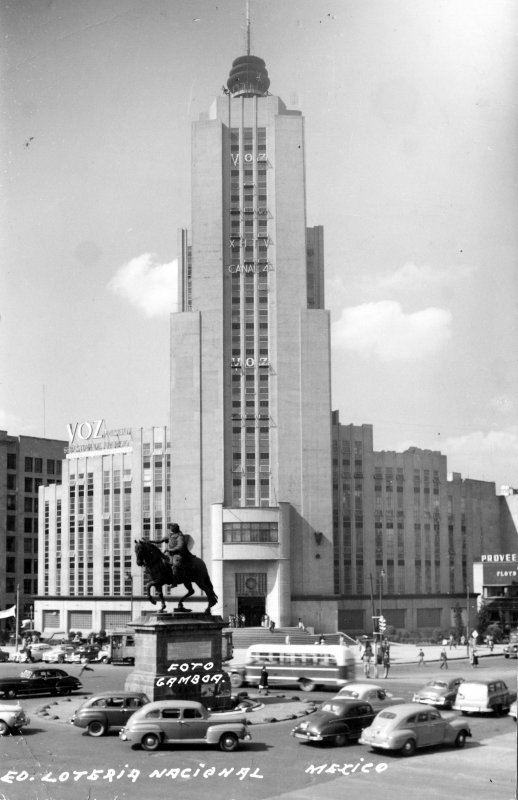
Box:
<box><xmin>0</xmin><ymin>701</ymin><xmax>30</xmax><ymax>735</ymax></box>
<box><xmin>291</xmin><ymin>699</ymin><xmax>376</xmax><ymax>746</ymax></box>
<box><xmin>42</xmin><ymin>645</ymin><xmax>77</xmax><ymax>664</ymax></box>
<box><xmin>119</xmin><ymin>699</ymin><xmax>251</xmax><ymax>752</ymax></box>
<box><xmin>360</xmin><ymin>702</ymin><xmax>472</xmax><ymax>756</ymax></box>
<box><xmin>0</xmin><ymin>668</ymin><xmax>82</xmax><ymax>699</ymax></box>
<box><xmin>333</xmin><ymin>682</ymin><xmax>405</xmax><ymax>712</ymax></box>
<box><xmin>412</xmin><ymin>677</ymin><xmax>465</xmax><ymax>709</ymax></box>
<box><xmin>68</xmin><ymin>645</ymin><xmax>101</xmax><ymax>664</ymax></box>
<box><xmin>72</xmin><ymin>691</ymin><xmax>150</xmax><ymax>736</ymax></box>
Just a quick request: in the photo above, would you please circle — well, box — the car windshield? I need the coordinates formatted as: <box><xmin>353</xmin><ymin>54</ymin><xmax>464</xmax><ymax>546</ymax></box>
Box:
<box><xmin>428</xmin><ymin>682</ymin><xmax>447</xmax><ymax>689</ymax></box>
<box><xmin>19</xmin><ymin>670</ymin><xmax>34</xmax><ymax>678</ymax></box>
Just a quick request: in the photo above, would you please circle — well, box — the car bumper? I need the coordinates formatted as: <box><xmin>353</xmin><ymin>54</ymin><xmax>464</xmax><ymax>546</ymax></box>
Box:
<box><xmin>359</xmin><ymin>734</ymin><xmax>392</xmax><ymax>749</ymax></box>
<box><xmin>291</xmin><ymin>729</ymin><xmax>324</xmax><ymax>742</ymax></box>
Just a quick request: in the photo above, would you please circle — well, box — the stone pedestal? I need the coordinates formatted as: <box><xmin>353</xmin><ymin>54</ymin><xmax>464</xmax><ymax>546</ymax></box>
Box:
<box><xmin>124</xmin><ymin>611</ymin><xmax>232</xmax><ymax>710</ymax></box>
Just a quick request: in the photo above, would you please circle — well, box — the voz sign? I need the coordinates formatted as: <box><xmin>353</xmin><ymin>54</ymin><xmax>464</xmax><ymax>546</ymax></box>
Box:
<box><xmin>67</xmin><ymin>419</ymin><xmax>105</xmax><ymax>443</ymax></box>
<box><xmin>230</xmin><ymin>153</ymin><xmax>268</xmax><ymax>166</ymax></box>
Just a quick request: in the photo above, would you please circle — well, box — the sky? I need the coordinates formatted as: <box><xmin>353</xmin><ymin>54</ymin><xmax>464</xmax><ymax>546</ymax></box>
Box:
<box><xmin>1</xmin><ymin>0</ymin><xmax>517</xmax><ymax>490</ymax></box>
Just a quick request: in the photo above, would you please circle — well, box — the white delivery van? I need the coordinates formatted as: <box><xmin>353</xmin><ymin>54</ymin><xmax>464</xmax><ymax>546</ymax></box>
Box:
<box><xmin>453</xmin><ymin>680</ymin><xmax>516</xmax><ymax>715</ymax></box>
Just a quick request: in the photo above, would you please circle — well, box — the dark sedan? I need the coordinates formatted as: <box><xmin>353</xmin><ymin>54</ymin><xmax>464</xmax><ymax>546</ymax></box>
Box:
<box><xmin>291</xmin><ymin>699</ymin><xmax>376</xmax><ymax>746</ymax></box>
<box><xmin>0</xmin><ymin>668</ymin><xmax>82</xmax><ymax>698</ymax></box>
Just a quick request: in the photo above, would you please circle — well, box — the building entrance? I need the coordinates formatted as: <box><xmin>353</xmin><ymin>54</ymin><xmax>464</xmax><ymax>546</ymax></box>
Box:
<box><xmin>237</xmin><ymin>596</ymin><xmax>265</xmax><ymax>627</ymax></box>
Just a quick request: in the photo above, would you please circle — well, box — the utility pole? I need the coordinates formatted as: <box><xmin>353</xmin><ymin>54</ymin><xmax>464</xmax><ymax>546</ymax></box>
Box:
<box><xmin>370</xmin><ymin>573</ymin><xmax>378</xmax><ymax>678</ymax></box>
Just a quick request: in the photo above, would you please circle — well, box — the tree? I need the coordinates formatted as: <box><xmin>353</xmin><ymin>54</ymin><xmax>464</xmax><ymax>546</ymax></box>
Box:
<box><xmin>475</xmin><ymin>602</ymin><xmax>492</xmax><ymax>637</ymax></box>
<box><xmin>453</xmin><ymin>603</ymin><xmax>464</xmax><ymax>640</ymax></box>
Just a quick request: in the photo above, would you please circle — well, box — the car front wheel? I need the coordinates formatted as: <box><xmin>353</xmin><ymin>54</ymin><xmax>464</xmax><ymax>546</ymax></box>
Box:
<box><xmin>401</xmin><ymin>738</ymin><xmax>416</xmax><ymax>756</ymax></box>
<box><xmin>455</xmin><ymin>731</ymin><xmax>467</xmax><ymax>748</ymax></box>
<box><xmin>219</xmin><ymin>732</ymin><xmax>239</xmax><ymax>752</ymax></box>
<box><xmin>87</xmin><ymin>720</ymin><xmax>107</xmax><ymax>737</ymax></box>
<box><xmin>141</xmin><ymin>733</ymin><xmax>161</xmax><ymax>751</ymax></box>
<box><xmin>333</xmin><ymin>732</ymin><xmax>348</xmax><ymax>747</ymax></box>
<box><xmin>5</xmin><ymin>689</ymin><xmax>17</xmax><ymax>699</ymax></box>
<box><xmin>299</xmin><ymin>678</ymin><xmax>316</xmax><ymax>692</ymax></box>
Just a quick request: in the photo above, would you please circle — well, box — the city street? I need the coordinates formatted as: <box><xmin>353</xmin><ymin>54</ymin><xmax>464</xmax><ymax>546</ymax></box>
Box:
<box><xmin>0</xmin><ymin>654</ymin><xmax>515</xmax><ymax>800</ymax></box>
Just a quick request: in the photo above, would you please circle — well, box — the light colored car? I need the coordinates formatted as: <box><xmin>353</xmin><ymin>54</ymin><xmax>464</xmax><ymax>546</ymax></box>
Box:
<box><xmin>333</xmin><ymin>682</ymin><xmax>405</xmax><ymax>712</ymax></box>
<box><xmin>119</xmin><ymin>699</ymin><xmax>251</xmax><ymax>752</ymax></box>
<box><xmin>453</xmin><ymin>680</ymin><xmax>516</xmax><ymax>715</ymax></box>
<box><xmin>71</xmin><ymin>691</ymin><xmax>150</xmax><ymax>736</ymax></box>
<box><xmin>360</xmin><ymin>702</ymin><xmax>472</xmax><ymax>756</ymax></box>
<box><xmin>0</xmin><ymin>701</ymin><xmax>30</xmax><ymax>735</ymax></box>
<box><xmin>510</xmin><ymin>700</ymin><xmax>516</xmax><ymax>722</ymax></box>
<box><xmin>412</xmin><ymin>677</ymin><xmax>465</xmax><ymax>709</ymax></box>
<box><xmin>42</xmin><ymin>645</ymin><xmax>77</xmax><ymax>664</ymax></box>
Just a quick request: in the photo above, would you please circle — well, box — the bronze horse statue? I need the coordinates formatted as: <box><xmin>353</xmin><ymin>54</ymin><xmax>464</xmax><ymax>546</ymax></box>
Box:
<box><xmin>134</xmin><ymin>539</ymin><xmax>218</xmax><ymax>614</ymax></box>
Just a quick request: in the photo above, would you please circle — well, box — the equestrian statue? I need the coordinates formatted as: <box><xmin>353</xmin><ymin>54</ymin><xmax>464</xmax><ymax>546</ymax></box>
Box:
<box><xmin>134</xmin><ymin>523</ymin><xmax>218</xmax><ymax>614</ymax></box>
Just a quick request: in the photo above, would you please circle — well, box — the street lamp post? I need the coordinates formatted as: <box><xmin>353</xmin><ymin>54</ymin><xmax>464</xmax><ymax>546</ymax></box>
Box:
<box><xmin>126</xmin><ymin>572</ymin><xmax>134</xmax><ymax>623</ymax></box>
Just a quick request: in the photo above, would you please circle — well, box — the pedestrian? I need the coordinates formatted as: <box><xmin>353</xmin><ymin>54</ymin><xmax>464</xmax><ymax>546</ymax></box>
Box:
<box><xmin>26</xmin><ymin>645</ymin><xmax>32</xmax><ymax>663</ymax></box>
<box><xmin>448</xmin><ymin>634</ymin><xmax>455</xmax><ymax>650</ymax></box>
<box><xmin>269</xmin><ymin>620</ymin><xmax>276</xmax><ymax>633</ymax></box>
<box><xmin>417</xmin><ymin>648</ymin><xmax>425</xmax><ymax>667</ymax></box>
<box><xmin>239</xmin><ymin>613</ymin><xmax>246</xmax><ymax>628</ymax></box>
<box><xmin>439</xmin><ymin>648</ymin><xmax>448</xmax><ymax>669</ymax></box>
<box><xmin>298</xmin><ymin>618</ymin><xmax>304</xmax><ymax>630</ymax></box>
<box><xmin>362</xmin><ymin>644</ymin><xmax>373</xmax><ymax>678</ymax></box>
<box><xmin>470</xmin><ymin>647</ymin><xmax>479</xmax><ymax>668</ymax></box>
<box><xmin>285</xmin><ymin>634</ymin><xmax>290</xmax><ymax>645</ymax></box>
<box><xmin>318</xmin><ymin>635</ymin><xmax>326</xmax><ymax>645</ymax></box>
<box><xmin>382</xmin><ymin>649</ymin><xmax>390</xmax><ymax>678</ymax></box>
<box><xmin>258</xmin><ymin>665</ymin><xmax>269</xmax><ymax>695</ymax></box>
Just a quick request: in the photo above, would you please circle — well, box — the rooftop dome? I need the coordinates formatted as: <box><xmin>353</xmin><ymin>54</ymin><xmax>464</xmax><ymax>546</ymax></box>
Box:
<box><xmin>226</xmin><ymin>55</ymin><xmax>270</xmax><ymax>97</ymax></box>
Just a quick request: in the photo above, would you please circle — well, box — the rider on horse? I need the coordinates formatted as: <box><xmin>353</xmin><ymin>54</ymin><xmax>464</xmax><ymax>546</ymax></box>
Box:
<box><xmin>150</xmin><ymin>523</ymin><xmax>193</xmax><ymax>570</ymax></box>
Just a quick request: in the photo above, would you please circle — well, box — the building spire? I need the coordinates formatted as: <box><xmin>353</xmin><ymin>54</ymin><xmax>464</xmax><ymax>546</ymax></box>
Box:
<box><xmin>226</xmin><ymin>0</ymin><xmax>270</xmax><ymax>97</ymax></box>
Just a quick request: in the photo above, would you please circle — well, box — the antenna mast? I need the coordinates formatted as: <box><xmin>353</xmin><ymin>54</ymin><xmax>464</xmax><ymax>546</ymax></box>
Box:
<box><xmin>246</xmin><ymin>0</ymin><xmax>251</xmax><ymax>55</ymax></box>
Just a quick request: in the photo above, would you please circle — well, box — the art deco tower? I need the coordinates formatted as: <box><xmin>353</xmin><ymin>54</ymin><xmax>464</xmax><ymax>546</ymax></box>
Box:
<box><xmin>170</xmin><ymin>50</ymin><xmax>334</xmax><ymax>625</ymax></box>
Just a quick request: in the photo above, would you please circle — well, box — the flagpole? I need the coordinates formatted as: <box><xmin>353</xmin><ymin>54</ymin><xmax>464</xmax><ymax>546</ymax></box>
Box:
<box><xmin>15</xmin><ymin>585</ymin><xmax>19</xmax><ymax>653</ymax></box>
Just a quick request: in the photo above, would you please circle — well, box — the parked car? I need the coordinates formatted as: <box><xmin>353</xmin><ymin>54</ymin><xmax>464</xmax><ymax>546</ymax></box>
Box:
<box><xmin>119</xmin><ymin>699</ymin><xmax>251</xmax><ymax>752</ymax></box>
<box><xmin>412</xmin><ymin>677</ymin><xmax>465</xmax><ymax>709</ymax></box>
<box><xmin>503</xmin><ymin>642</ymin><xmax>518</xmax><ymax>659</ymax></box>
<box><xmin>42</xmin><ymin>645</ymin><xmax>77</xmax><ymax>664</ymax></box>
<box><xmin>0</xmin><ymin>668</ymin><xmax>82</xmax><ymax>699</ymax></box>
<box><xmin>93</xmin><ymin>647</ymin><xmax>110</xmax><ymax>664</ymax></box>
<box><xmin>0</xmin><ymin>701</ymin><xmax>30</xmax><ymax>735</ymax></box>
<box><xmin>453</xmin><ymin>680</ymin><xmax>516</xmax><ymax>715</ymax></box>
<box><xmin>71</xmin><ymin>691</ymin><xmax>150</xmax><ymax>736</ymax></box>
<box><xmin>333</xmin><ymin>683</ymin><xmax>405</xmax><ymax>712</ymax></box>
<box><xmin>510</xmin><ymin>700</ymin><xmax>516</xmax><ymax>722</ymax></box>
<box><xmin>68</xmin><ymin>645</ymin><xmax>100</xmax><ymax>664</ymax></box>
<box><xmin>0</xmin><ymin>649</ymin><xmax>10</xmax><ymax>663</ymax></box>
<box><xmin>291</xmin><ymin>699</ymin><xmax>376</xmax><ymax>746</ymax></box>
<box><xmin>359</xmin><ymin>703</ymin><xmax>472</xmax><ymax>756</ymax></box>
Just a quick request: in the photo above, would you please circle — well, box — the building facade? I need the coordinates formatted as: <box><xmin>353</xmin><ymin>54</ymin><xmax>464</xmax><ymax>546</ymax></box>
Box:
<box><xmin>0</xmin><ymin>431</ymin><xmax>66</xmax><ymax>632</ymax></box>
<box><xmin>290</xmin><ymin>413</ymin><xmax>509</xmax><ymax>636</ymax></box>
<box><xmin>34</xmin><ymin>425</ymin><xmax>170</xmax><ymax>636</ymax></box>
<box><xmin>169</xmin><ymin>54</ymin><xmax>334</xmax><ymax>627</ymax></box>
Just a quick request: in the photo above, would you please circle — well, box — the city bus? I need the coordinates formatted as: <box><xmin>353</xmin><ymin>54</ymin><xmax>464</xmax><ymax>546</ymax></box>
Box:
<box><xmin>97</xmin><ymin>631</ymin><xmax>135</xmax><ymax>665</ymax></box>
<box><xmin>228</xmin><ymin>643</ymin><xmax>356</xmax><ymax>692</ymax></box>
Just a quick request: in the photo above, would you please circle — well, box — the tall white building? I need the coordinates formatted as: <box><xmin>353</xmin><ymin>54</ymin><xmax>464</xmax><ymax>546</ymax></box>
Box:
<box><xmin>170</xmin><ymin>54</ymin><xmax>334</xmax><ymax>625</ymax></box>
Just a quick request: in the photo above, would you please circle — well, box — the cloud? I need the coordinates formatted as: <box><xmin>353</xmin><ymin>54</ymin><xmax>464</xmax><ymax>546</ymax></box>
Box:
<box><xmin>372</xmin><ymin>262</ymin><xmax>473</xmax><ymax>292</ymax></box>
<box><xmin>332</xmin><ymin>300</ymin><xmax>452</xmax><ymax>360</ymax></box>
<box><xmin>490</xmin><ymin>395</ymin><xmax>515</xmax><ymax>414</ymax></box>
<box><xmin>395</xmin><ymin>426</ymin><xmax>518</xmax><ymax>488</ymax></box>
<box><xmin>108</xmin><ymin>254</ymin><xmax>178</xmax><ymax>316</ymax></box>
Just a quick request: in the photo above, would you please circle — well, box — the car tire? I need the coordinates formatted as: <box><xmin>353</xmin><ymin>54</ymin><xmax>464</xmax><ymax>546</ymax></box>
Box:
<box><xmin>141</xmin><ymin>733</ymin><xmax>161</xmax><ymax>751</ymax></box>
<box><xmin>230</xmin><ymin>673</ymin><xmax>244</xmax><ymax>689</ymax></box>
<box><xmin>87</xmin><ymin>720</ymin><xmax>106</xmax><ymax>737</ymax></box>
<box><xmin>455</xmin><ymin>731</ymin><xmax>467</xmax><ymax>748</ymax></box>
<box><xmin>5</xmin><ymin>689</ymin><xmax>17</xmax><ymax>699</ymax></box>
<box><xmin>333</xmin><ymin>733</ymin><xmax>348</xmax><ymax>747</ymax></box>
<box><xmin>57</xmin><ymin>687</ymin><xmax>72</xmax><ymax>696</ymax></box>
<box><xmin>461</xmin><ymin>710</ymin><xmax>469</xmax><ymax>716</ymax></box>
<box><xmin>299</xmin><ymin>678</ymin><xmax>316</xmax><ymax>692</ymax></box>
<box><xmin>219</xmin><ymin>732</ymin><xmax>239</xmax><ymax>752</ymax></box>
<box><xmin>101</xmin><ymin>656</ymin><xmax>109</xmax><ymax>664</ymax></box>
<box><xmin>401</xmin><ymin>738</ymin><xmax>416</xmax><ymax>757</ymax></box>
<box><xmin>0</xmin><ymin>721</ymin><xmax>10</xmax><ymax>736</ymax></box>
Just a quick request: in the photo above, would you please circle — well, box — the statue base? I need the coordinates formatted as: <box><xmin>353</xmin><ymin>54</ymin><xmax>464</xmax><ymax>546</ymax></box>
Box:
<box><xmin>124</xmin><ymin>611</ymin><xmax>232</xmax><ymax>710</ymax></box>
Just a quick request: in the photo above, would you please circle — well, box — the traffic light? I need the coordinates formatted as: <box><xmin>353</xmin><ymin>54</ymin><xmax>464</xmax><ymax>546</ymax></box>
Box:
<box><xmin>379</xmin><ymin>615</ymin><xmax>386</xmax><ymax>633</ymax></box>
